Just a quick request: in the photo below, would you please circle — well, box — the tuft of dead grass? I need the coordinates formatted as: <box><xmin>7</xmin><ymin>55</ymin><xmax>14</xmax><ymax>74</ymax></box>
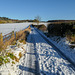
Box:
<box><xmin>19</xmin><ymin>52</ymin><xmax>22</xmax><ymax>59</ymax></box>
<box><xmin>19</xmin><ymin>39</ymin><xmax>26</xmax><ymax>44</ymax></box>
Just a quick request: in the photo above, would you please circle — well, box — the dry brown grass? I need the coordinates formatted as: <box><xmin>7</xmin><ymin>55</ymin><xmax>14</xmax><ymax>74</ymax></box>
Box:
<box><xmin>19</xmin><ymin>52</ymin><xmax>22</xmax><ymax>59</ymax></box>
<box><xmin>0</xmin><ymin>20</ymin><xmax>14</xmax><ymax>24</ymax></box>
<box><xmin>0</xmin><ymin>26</ymin><xmax>31</xmax><ymax>53</ymax></box>
<box><xmin>16</xmin><ymin>25</ymin><xmax>31</xmax><ymax>43</ymax></box>
<box><xmin>32</xmin><ymin>24</ymin><xmax>47</xmax><ymax>32</ymax></box>
<box><xmin>19</xmin><ymin>39</ymin><xmax>26</xmax><ymax>44</ymax></box>
<box><xmin>66</xmin><ymin>35</ymin><xmax>75</xmax><ymax>43</ymax></box>
<box><xmin>0</xmin><ymin>20</ymin><xmax>7</xmax><ymax>24</ymax></box>
<box><xmin>14</xmin><ymin>56</ymin><xmax>19</xmax><ymax>62</ymax></box>
<box><xmin>6</xmin><ymin>52</ymin><xmax>19</xmax><ymax>62</ymax></box>
<box><xmin>0</xmin><ymin>26</ymin><xmax>31</xmax><ymax>66</ymax></box>
<box><xmin>3</xmin><ymin>34</ymin><xmax>15</xmax><ymax>50</ymax></box>
<box><xmin>71</xmin><ymin>36</ymin><xmax>75</xmax><ymax>42</ymax></box>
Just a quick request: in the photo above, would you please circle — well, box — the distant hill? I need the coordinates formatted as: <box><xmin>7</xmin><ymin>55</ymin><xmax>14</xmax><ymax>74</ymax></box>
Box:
<box><xmin>0</xmin><ymin>17</ymin><xmax>11</xmax><ymax>20</ymax></box>
<box><xmin>47</xmin><ymin>20</ymin><xmax>75</xmax><ymax>23</ymax></box>
<box><xmin>0</xmin><ymin>17</ymin><xmax>39</xmax><ymax>24</ymax></box>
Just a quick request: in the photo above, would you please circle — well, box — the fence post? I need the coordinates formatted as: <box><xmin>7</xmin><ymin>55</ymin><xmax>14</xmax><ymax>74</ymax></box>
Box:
<box><xmin>29</xmin><ymin>25</ymin><xmax>30</xmax><ymax>29</ymax></box>
<box><xmin>28</xmin><ymin>25</ymin><xmax>31</xmax><ymax>32</ymax></box>
<box><xmin>0</xmin><ymin>33</ymin><xmax>3</xmax><ymax>44</ymax></box>
<box><xmin>16</xmin><ymin>32</ymin><xmax>18</xmax><ymax>40</ymax></box>
<box><xmin>11</xmin><ymin>31</ymin><xmax>15</xmax><ymax>38</ymax></box>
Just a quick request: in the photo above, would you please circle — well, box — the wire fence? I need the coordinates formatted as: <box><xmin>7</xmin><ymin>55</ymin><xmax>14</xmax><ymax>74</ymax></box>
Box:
<box><xmin>0</xmin><ymin>25</ymin><xmax>31</xmax><ymax>52</ymax></box>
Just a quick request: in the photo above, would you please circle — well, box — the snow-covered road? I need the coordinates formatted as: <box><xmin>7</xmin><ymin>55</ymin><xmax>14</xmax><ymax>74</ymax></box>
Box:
<box><xmin>19</xmin><ymin>27</ymin><xmax>75</xmax><ymax>75</ymax></box>
<box><xmin>19</xmin><ymin>29</ymin><xmax>40</xmax><ymax>75</ymax></box>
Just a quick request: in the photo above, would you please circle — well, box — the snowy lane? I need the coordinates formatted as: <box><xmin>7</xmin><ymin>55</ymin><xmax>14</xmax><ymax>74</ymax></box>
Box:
<box><xmin>19</xmin><ymin>31</ymin><xmax>40</xmax><ymax>75</ymax></box>
<box><xmin>19</xmin><ymin>27</ymin><xmax>75</xmax><ymax>75</ymax></box>
<box><xmin>31</xmin><ymin>27</ymin><xmax>75</xmax><ymax>75</ymax></box>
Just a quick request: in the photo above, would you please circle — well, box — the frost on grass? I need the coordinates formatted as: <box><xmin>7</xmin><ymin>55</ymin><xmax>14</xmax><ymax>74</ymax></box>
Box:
<box><xmin>0</xmin><ymin>40</ymin><xmax>26</xmax><ymax>75</ymax></box>
<box><xmin>48</xmin><ymin>36</ymin><xmax>75</xmax><ymax>63</ymax></box>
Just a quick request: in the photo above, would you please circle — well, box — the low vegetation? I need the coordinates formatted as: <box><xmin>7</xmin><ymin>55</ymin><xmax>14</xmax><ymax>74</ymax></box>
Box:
<box><xmin>19</xmin><ymin>52</ymin><xmax>22</xmax><ymax>59</ymax></box>
<box><xmin>0</xmin><ymin>52</ymin><xmax>19</xmax><ymax>66</ymax></box>
<box><xmin>0</xmin><ymin>26</ymin><xmax>31</xmax><ymax>66</ymax></box>
<box><xmin>32</xmin><ymin>22</ymin><xmax>75</xmax><ymax>48</ymax></box>
<box><xmin>0</xmin><ymin>56</ymin><xmax>4</xmax><ymax>66</ymax></box>
<box><xmin>32</xmin><ymin>24</ymin><xmax>47</xmax><ymax>32</ymax></box>
<box><xmin>47</xmin><ymin>22</ymin><xmax>75</xmax><ymax>47</ymax></box>
<box><xmin>0</xmin><ymin>17</ymin><xmax>40</xmax><ymax>24</ymax></box>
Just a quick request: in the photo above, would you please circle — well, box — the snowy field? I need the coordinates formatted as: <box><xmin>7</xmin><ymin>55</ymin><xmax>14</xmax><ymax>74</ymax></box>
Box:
<box><xmin>0</xmin><ymin>22</ymin><xmax>49</xmax><ymax>36</ymax></box>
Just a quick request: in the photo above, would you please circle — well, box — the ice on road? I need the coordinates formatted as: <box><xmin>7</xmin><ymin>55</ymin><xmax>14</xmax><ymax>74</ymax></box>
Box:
<box><xmin>19</xmin><ymin>27</ymin><xmax>75</xmax><ymax>75</ymax></box>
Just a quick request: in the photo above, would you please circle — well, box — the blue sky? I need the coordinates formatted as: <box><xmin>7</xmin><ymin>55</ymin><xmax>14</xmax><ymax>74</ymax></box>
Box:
<box><xmin>0</xmin><ymin>0</ymin><xmax>75</xmax><ymax>21</ymax></box>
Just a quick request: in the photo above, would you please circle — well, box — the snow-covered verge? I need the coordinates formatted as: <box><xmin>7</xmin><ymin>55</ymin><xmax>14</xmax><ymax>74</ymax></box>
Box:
<box><xmin>48</xmin><ymin>36</ymin><xmax>75</xmax><ymax>64</ymax></box>
<box><xmin>49</xmin><ymin>36</ymin><xmax>75</xmax><ymax>51</ymax></box>
<box><xmin>0</xmin><ymin>40</ymin><xmax>26</xmax><ymax>75</ymax></box>
<box><xmin>33</xmin><ymin>27</ymin><xmax>75</xmax><ymax>67</ymax></box>
<box><xmin>31</xmin><ymin>27</ymin><xmax>75</xmax><ymax>75</ymax></box>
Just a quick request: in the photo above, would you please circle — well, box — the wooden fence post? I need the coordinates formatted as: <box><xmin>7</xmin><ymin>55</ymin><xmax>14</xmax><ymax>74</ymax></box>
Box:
<box><xmin>16</xmin><ymin>32</ymin><xmax>18</xmax><ymax>40</ymax></box>
<box><xmin>11</xmin><ymin>31</ymin><xmax>15</xmax><ymax>38</ymax></box>
<box><xmin>0</xmin><ymin>33</ymin><xmax>3</xmax><ymax>44</ymax></box>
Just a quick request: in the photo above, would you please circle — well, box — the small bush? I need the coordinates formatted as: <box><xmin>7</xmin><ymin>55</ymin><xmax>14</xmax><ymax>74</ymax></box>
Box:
<box><xmin>4</xmin><ymin>58</ymin><xmax>10</xmax><ymax>64</ymax></box>
<box><xmin>0</xmin><ymin>48</ymin><xmax>3</xmax><ymax>52</ymax></box>
<box><xmin>7</xmin><ymin>53</ymin><xmax>15</xmax><ymax>60</ymax></box>
<box><xmin>6</xmin><ymin>52</ymin><xmax>19</xmax><ymax>62</ymax></box>
<box><xmin>19</xmin><ymin>39</ymin><xmax>26</xmax><ymax>44</ymax></box>
<box><xmin>11</xmin><ymin>40</ymin><xmax>17</xmax><ymax>45</ymax></box>
<box><xmin>19</xmin><ymin>52</ymin><xmax>22</xmax><ymax>59</ymax></box>
<box><xmin>14</xmin><ymin>56</ymin><xmax>19</xmax><ymax>62</ymax></box>
<box><xmin>0</xmin><ymin>56</ymin><xmax>4</xmax><ymax>66</ymax></box>
<box><xmin>12</xmin><ymin>61</ymin><xmax>15</xmax><ymax>64</ymax></box>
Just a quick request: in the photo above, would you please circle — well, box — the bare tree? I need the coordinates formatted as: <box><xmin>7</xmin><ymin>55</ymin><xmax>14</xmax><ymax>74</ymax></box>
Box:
<box><xmin>35</xmin><ymin>16</ymin><xmax>41</xmax><ymax>25</ymax></box>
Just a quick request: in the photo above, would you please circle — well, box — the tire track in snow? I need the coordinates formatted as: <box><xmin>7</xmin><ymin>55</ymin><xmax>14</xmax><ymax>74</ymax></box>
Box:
<box><xmin>19</xmin><ymin>30</ymin><xmax>40</xmax><ymax>75</ymax></box>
